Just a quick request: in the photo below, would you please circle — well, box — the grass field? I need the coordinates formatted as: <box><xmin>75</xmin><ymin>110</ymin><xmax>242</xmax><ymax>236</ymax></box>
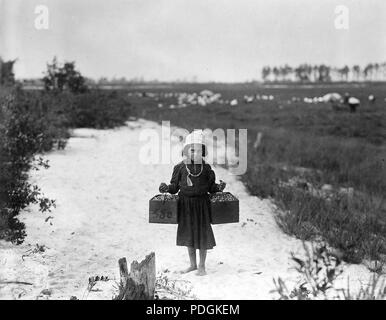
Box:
<box><xmin>127</xmin><ymin>82</ymin><xmax>386</xmax><ymax>265</ymax></box>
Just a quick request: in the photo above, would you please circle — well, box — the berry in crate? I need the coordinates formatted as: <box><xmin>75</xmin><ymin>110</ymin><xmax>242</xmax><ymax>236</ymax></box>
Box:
<box><xmin>210</xmin><ymin>192</ymin><xmax>239</xmax><ymax>224</ymax></box>
<box><xmin>152</xmin><ymin>194</ymin><xmax>178</xmax><ymax>201</ymax></box>
<box><xmin>209</xmin><ymin>192</ymin><xmax>238</xmax><ymax>202</ymax></box>
<box><xmin>149</xmin><ymin>192</ymin><xmax>239</xmax><ymax>225</ymax></box>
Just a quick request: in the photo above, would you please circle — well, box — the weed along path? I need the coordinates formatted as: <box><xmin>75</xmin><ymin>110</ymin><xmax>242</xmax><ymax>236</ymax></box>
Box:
<box><xmin>0</xmin><ymin>118</ymin><xmax>379</xmax><ymax>300</ymax></box>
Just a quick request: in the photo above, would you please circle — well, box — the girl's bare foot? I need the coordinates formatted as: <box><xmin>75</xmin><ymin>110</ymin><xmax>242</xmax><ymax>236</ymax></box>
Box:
<box><xmin>180</xmin><ymin>265</ymin><xmax>197</xmax><ymax>274</ymax></box>
<box><xmin>196</xmin><ymin>267</ymin><xmax>207</xmax><ymax>276</ymax></box>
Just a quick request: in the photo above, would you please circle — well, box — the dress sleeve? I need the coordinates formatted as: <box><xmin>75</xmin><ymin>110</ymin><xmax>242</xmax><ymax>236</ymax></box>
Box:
<box><xmin>208</xmin><ymin>165</ymin><xmax>220</xmax><ymax>193</ymax></box>
<box><xmin>167</xmin><ymin>164</ymin><xmax>181</xmax><ymax>194</ymax></box>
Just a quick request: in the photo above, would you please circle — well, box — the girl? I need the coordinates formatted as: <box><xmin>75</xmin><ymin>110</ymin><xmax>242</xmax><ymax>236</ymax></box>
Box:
<box><xmin>159</xmin><ymin>130</ymin><xmax>226</xmax><ymax>276</ymax></box>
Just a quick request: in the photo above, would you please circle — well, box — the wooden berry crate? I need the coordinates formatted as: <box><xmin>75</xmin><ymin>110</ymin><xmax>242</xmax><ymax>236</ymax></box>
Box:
<box><xmin>149</xmin><ymin>192</ymin><xmax>239</xmax><ymax>224</ymax></box>
<box><xmin>210</xmin><ymin>192</ymin><xmax>239</xmax><ymax>224</ymax></box>
<box><xmin>149</xmin><ymin>194</ymin><xmax>178</xmax><ymax>224</ymax></box>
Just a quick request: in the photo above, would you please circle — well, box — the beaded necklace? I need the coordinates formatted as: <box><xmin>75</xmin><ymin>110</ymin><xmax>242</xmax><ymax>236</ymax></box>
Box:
<box><xmin>184</xmin><ymin>161</ymin><xmax>203</xmax><ymax>186</ymax></box>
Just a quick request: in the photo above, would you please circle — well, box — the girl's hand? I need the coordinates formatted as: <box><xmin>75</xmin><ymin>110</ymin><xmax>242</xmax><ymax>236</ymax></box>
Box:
<box><xmin>218</xmin><ymin>180</ymin><xmax>226</xmax><ymax>192</ymax></box>
<box><xmin>159</xmin><ymin>182</ymin><xmax>169</xmax><ymax>193</ymax></box>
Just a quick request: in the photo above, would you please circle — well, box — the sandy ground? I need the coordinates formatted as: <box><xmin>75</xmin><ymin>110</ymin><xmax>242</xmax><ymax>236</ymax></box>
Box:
<box><xmin>0</xmin><ymin>118</ymin><xmax>382</xmax><ymax>300</ymax></box>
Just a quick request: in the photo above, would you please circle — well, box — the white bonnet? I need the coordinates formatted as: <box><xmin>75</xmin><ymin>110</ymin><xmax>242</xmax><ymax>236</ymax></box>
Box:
<box><xmin>183</xmin><ymin>129</ymin><xmax>206</xmax><ymax>148</ymax></box>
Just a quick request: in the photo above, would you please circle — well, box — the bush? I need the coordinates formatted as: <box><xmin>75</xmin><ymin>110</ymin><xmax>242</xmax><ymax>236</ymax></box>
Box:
<box><xmin>0</xmin><ymin>89</ymin><xmax>60</xmax><ymax>242</ymax></box>
<box><xmin>43</xmin><ymin>57</ymin><xmax>88</xmax><ymax>94</ymax></box>
<box><xmin>0</xmin><ymin>87</ymin><xmax>132</xmax><ymax>242</ymax></box>
<box><xmin>272</xmin><ymin>242</ymin><xmax>386</xmax><ymax>300</ymax></box>
<box><xmin>69</xmin><ymin>90</ymin><xmax>131</xmax><ymax>129</ymax></box>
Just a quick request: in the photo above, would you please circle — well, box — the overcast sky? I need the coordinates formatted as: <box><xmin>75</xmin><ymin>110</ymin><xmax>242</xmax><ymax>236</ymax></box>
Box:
<box><xmin>1</xmin><ymin>0</ymin><xmax>386</xmax><ymax>82</ymax></box>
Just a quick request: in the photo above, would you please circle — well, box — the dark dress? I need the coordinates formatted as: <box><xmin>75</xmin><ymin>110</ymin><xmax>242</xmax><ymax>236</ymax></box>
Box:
<box><xmin>167</xmin><ymin>159</ymin><xmax>220</xmax><ymax>250</ymax></box>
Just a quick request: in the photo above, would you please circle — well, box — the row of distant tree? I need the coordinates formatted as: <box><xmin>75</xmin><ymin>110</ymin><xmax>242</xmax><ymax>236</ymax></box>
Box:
<box><xmin>5</xmin><ymin>55</ymin><xmax>386</xmax><ymax>86</ymax></box>
<box><xmin>261</xmin><ymin>63</ymin><xmax>386</xmax><ymax>82</ymax></box>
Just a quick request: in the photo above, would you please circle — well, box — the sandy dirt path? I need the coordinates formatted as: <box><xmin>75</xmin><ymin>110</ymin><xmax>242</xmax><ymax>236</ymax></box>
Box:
<box><xmin>0</xmin><ymin>119</ymin><xmax>377</xmax><ymax>300</ymax></box>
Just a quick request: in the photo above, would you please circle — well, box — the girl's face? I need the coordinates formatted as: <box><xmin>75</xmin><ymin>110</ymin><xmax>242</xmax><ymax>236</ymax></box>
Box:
<box><xmin>187</xmin><ymin>143</ymin><xmax>203</xmax><ymax>163</ymax></box>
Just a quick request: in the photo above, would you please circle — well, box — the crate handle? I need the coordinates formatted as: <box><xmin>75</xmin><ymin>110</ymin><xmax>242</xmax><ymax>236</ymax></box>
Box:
<box><xmin>161</xmin><ymin>192</ymin><xmax>167</xmax><ymax>204</ymax></box>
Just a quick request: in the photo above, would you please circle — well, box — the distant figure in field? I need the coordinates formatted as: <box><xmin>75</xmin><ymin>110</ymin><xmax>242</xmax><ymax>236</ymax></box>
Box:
<box><xmin>322</xmin><ymin>92</ymin><xmax>343</xmax><ymax>111</ymax></box>
<box><xmin>344</xmin><ymin>93</ymin><xmax>360</xmax><ymax>113</ymax></box>
<box><xmin>368</xmin><ymin>94</ymin><xmax>376</xmax><ymax>104</ymax></box>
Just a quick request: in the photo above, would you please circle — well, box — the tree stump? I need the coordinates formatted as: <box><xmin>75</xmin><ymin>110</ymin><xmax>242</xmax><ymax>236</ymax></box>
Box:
<box><xmin>117</xmin><ymin>252</ymin><xmax>155</xmax><ymax>300</ymax></box>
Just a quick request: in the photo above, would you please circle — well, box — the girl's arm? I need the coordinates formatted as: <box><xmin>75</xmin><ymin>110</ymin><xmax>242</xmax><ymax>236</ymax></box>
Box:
<box><xmin>167</xmin><ymin>163</ymin><xmax>181</xmax><ymax>194</ymax></box>
<box><xmin>208</xmin><ymin>167</ymin><xmax>221</xmax><ymax>193</ymax></box>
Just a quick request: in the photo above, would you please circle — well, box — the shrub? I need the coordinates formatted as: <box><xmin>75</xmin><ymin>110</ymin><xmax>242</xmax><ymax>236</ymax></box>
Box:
<box><xmin>43</xmin><ymin>57</ymin><xmax>88</xmax><ymax>94</ymax></box>
<box><xmin>272</xmin><ymin>242</ymin><xmax>386</xmax><ymax>300</ymax></box>
<box><xmin>69</xmin><ymin>90</ymin><xmax>131</xmax><ymax>129</ymax></box>
<box><xmin>0</xmin><ymin>87</ymin><xmax>132</xmax><ymax>241</ymax></box>
<box><xmin>0</xmin><ymin>90</ymin><xmax>59</xmax><ymax>242</ymax></box>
